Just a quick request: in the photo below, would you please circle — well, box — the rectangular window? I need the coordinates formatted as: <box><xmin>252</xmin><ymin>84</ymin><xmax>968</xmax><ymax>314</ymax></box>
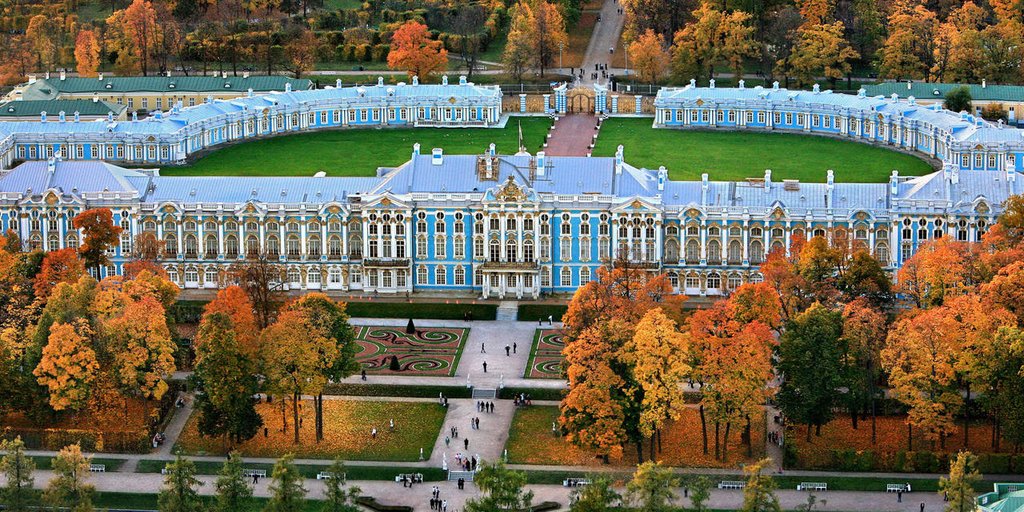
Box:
<box><xmin>690</xmin><ymin>110</ymin><xmax>698</xmax><ymax>122</ymax></box>
<box><xmin>773</xmin><ymin>112</ymin><xmax>781</xmax><ymax>125</ymax></box>
<box><xmin>988</xmin><ymin>154</ymin><xmax>997</xmax><ymax>168</ymax></box>
<box><xmin>75</xmin><ymin>146</ymin><xmax>83</xmax><ymax>159</ymax></box>
<box><xmin>757</xmin><ymin>112</ymin><xmax>765</xmax><ymax>124</ymax></box>
<box><xmin>785</xmin><ymin>113</ymin><xmax>793</xmax><ymax>125</ymax></box>
<box><xmin>812</xmin><ymin>115</ymin><xmax>820</xmax><ymax>127</ymax></box>
<box><xmin>727</xmin><ymin>111</ymin><xmax>735</xmax><ymax>123</ymax></box>
<box><xmin>320</xmin><ymin>111</ymin><xmax>327</xmax><ymax>125</ymax></box>
<box><xmin>333</xmin><ymin>110</ymin><xmax>340</xmax><ymax>123</ymax></box>
<box><xmin>701</xmin><ymin>110</ymin><xmax>709</xmax><ymax>122</ymax></box>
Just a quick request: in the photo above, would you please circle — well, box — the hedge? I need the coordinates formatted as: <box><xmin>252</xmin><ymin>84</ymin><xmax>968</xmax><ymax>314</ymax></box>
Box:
<box><xmin>345</xmin><ymin>301</ymin><xmax>497</xmax><ymax>320</ymax></box>
<box><xmin>498</xmin><ymin>386</ymin><xmax>565</xmax><ymax>401</ymax></box>
<box><xmin>356</xmin><ymin>497</ymin><xmax>413</xmax><ymax>512</ymax></box>
<box><xmin>323</xmin><ymin>382</ymin><xmax>473</xmax><ymax>398</ymax></box>
<box><xmin>517</xmin><ymin>304</ymin><xmax>568</xmax><ymax>322</ymax></box>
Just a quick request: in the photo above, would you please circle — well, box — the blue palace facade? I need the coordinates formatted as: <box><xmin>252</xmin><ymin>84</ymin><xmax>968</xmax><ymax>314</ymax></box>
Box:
<box><xmin>0</xmin><ymin>79</ymin><xmax>1022</xmax><ymax>298</ymax></box>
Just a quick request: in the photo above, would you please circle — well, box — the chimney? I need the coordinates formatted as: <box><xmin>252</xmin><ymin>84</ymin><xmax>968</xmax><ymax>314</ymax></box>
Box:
<box><xmin>432</xmin><ymin>148</ymin><xmax>443</xmax><ymax>166</ymax></box>
<box><xmin>772</xmin><ymin>81</ymin><xmax>779</xmax><ymax>90</ymax></box>
<box><xmin>222</xmin><ymin>71</ymin><xmax>227</xmax><ymax>78</ymax></box>
<box><xmin>536</xmin><ymin>151</ymin><xmax>546</xmax><ymax>176</ymax></box>
<box><xmin>28</xmin><ymin>75</ymin><xmax>36</xmax><ymax>84</ymax></box>
<box><xmin>73</xmin><ymin>111</ymin><xmax>80</xmax><ymax>122</ymax></box>
<box><xmin>412</xmin><ymin>143</ymin><xmax>420</xmax><ymax>158</ymax></box>
<box><xmin>907</xmin><ymin>81</ymin><xmax>912</xmax><ymax>90</ymax></box>
<box><xmin>377</xmin><ymin>77</ymin><xmax>384</xmax><ymax>87</ymax></box>
<box><xmin>58</xmin><ymin>111</ymin><xmax>66</xmax><ymax>122</ymax></box>
<box><xmin>488</xmin><ymin>143</ymin><xmax>496</xmax><ymax>157</ymax></box>
<box><xmin>98</xmin><ymin>73</ymin><xmax>103</xmax><ymax>81</ymax></box>
<box><xmin>459</xmin><ymin>75</ymin><xmax>467</xmax><ymax>85</ymax></box>
<box><xmin>891</xmin><ymin>93</ymin><xmax>899</xmax><ymax>102</ymax></box>
<box><xmin>154</xmin><ymin>110</ymin><xmax>162</xmax><ymax>120</ymax></box>
<box><xmin>738</xmin><ymin>79</ymin><xmax>745</xmax><ymax>89</ymax></box>
<box><xmin>657</xmin><ymin>166</ymin><xmax>667</xmax><ymax>191</ymax></box>
<box><xmin>45</xmin><ymin>71</ymin><xmax>50</xmax><ymax>80</ymax></box>
<box><xmin>47</xmin><ymin>157</ymin><xmax>56</xmax><ymax>174</ymax></box>
<box><xmin>813</xmin><ymin>83</ymin><xmax>820</xmax><ymax>93</ymax></box>
<box><xmin>485</xmin><ymin>155</ymin><xmax>493</xmax><ymax>177</ymax></box>
<box><xmin>982</xmin><ymin>79</ymin><xmax>987</xmax><ymax>88</ymax></box>
<box><xmin>689</xmin><ymin>78</ymin><xmax>696</xmax><ymax>88</ymax></box>
<box><xmin>908</xmin><ymin>96</ymin><xmax>916</xmax><ymax>105</ymax></box>
<box><xmin>59</xmin><ymin>69</ymin><xmax>66</xmax><ymax>81</ymax></box>
<box><xmin>951</xmin><ymin>165</ymin><xmax>960</xmax><ymax>185</ymax></box>
<box><xmin>132</xmin><ymin>111</ymin><xmax>138</xmax><ymax>122</ymax></box>
<box><xmin>166</xmin><ymin>70</ymin><xmax>172</xmax><ymax>77</ymax></box>
<box><xmin>93</xmin><ymin>93</ymin><xmax>99</xmax><ymax>103</ymax></box>
<box><xmin>701</xmin><ymin>173</ymin><xmax>709</xmax><ymax>204</ymax></box>
<box><xmin>206</xmin><ymin>95</ymin><xmax>213</xmax><ymax>103</ymax></box>
<box><xmin>825</xmin><ymin>169</ymin><xmax>834</xmax><ymax>208</ymax></box>
<box><xmin>247</xmin><ymin>88</ymin><xmax>253</xmax><ymax>97</ymax></box>
<box><xmin>709</xmin><ymin>79</ymin><xmax>716</xmax><ymax>89</ymax></box>
<box><xmin>764</xmin><ymin>169</ymin><xmax>772</xmax><ymax>193</ymax></box>
<box><xmin>857</xmin><ymin>87</ymin><xmax>866</xmax><ymax>98</ymax></box>
<box><xmin>40</xmin><ymin>111</ymin><xmax>47</xmax><ymax>122</ymax></box>
<box><xmin>336</xmin><ymin>79</ymin><xmax>342</xmax><ymax>88</ymax></box>
<box><xmin>442</xmin><ymin>75</ymin><xmax>449</xmax><ymax>86</ymax></box>
<box><xmin>614</xmin><ymin>145</ymin><xmax>624</xmax><ymax>174</ymax></box>
<box><xmin>285</xmin><ymin>82</ymin><xmax>292</xmax><ymax>92</ymax></box>
<box><xmin>413</xmin><ymin>75</ymin><xmax>419</xmax><ymax>86</ymax></box>
<box><xmin>243</xmin><ymin>71</ymin><xmax>250</xmax><ymax>78</ymax></box>
<box><xmin>107</xmin><ymin>111</ymin><xmax>113</xmax><ymax>122</ymax></box>
<box><xmin>889</xmin><ymin>170</ymin><xmax>899</xmax><ymax>195</ymax></box>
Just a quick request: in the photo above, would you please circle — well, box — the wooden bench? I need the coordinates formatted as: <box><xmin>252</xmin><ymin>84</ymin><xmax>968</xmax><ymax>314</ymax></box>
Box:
<box><xmin>394</xmin><ymin>473</ymin><xmax>423</xmax><ymax>484</ymax></box>
<box><xmin>886</xmin><ymin>484</ymin><xmax>909</xmax><ymax>493</ymax></box>
<box><xmin>797</xmin><ymin>482</ymin><xmax>827</xmax><ymax>491</ymax></box>
<box><xmin>317</xmin><ymin>471</ymin><xmax>345</xmax><ymax>480</ymax></box>
<box><xmin>242</xmin><ymin>469</ymin><xmax>267</xmax><ymax>478</ymax></box>
<box><xmin>718</xmin><ymin>481</ymin><xmax>746</xmax><ymax>490</ymax></box>
<box><xmin>88</xmin><ymin>464</ymin><xmax>105</xmax><ymax>472</ymax></box>
<box><xmin>562</xmin><ymin>478</ymin><xmax>592</xmax><ymax>487</ymax></box>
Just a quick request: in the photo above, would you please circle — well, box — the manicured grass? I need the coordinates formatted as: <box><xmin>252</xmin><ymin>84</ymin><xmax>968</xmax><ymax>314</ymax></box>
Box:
<box><xmin>345</xmin><ymin>301</ymin><xmax>497</xmax><ymax>320</ymax></box>
<box><xmin>29</xmin><ymin>456</ymin><xmax>125</xmax><ymax>471</ymax></box>
<box><xmin>592</xmin><ymin>118</ymin><xmax>936</xmax><ymax>183</ymax></box>
<box><xmin>517</xmin><ymin>303</ymin><xmax>568</xmax><ymax>322</ymax></box>
<box><xmin>166</xmin><ymin>117</ymin><xmax>552</xmax><ymax>177</ymax></box>
<box><xmin>175</xmin><ymin>399</ymin><xmax>445</xmax><ymax>461</ymax></box>
<box><xmin>137</xmin><ymin>459</ymin><xmax>447</xmax><ymax>481</ymax></box>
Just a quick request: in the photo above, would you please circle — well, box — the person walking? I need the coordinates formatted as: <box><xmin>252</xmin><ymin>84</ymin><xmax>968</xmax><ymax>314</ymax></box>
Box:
<box><xmin>505</xmin><ymin>345</ymin><xmax>511</xmax><ymax>356</ymax></box>
<box><xmin>481</xmin><ymin>343</ymin><xmax>486</xmax><ymax>353</ymax></box>
<box><xmin>483</xmin><ymin>361</ymin><xmax>488</xmax><ymax>373</ymax></box>
<box><xmin>513</xmin><ymin>342</ymin><xmax>517</xmax><ymax>354</ymax></box>
<box><xmin>464</xmin><ymin>438</ymin><xmax>469</xmax><ymax>449</ymax></box>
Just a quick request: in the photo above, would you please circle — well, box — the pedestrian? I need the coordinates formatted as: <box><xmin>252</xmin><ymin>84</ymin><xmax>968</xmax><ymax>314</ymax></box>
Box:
<box><xmin>920</xmin><ymin>503</ymin><xmax>925</xmax><ymax>512</ymax></box>
<box><xmin>465</xmin><ymin>438</ymin><xmax>469</xmax><ymax>449</ymax></box>
<box><xmin>361</xmin><ymin>369</ymin><xmax>367</xmax><ymax>380</ymax></box>
<box><xmin>489</xmin><ymin>401</ymin><xmax>494</xmax><ymax>413</ymax></box>
<box><xmin>897</xmin><ymin>489</ymin><xmax>903</xmax><ymax>503</ymax></box>
<box><xmin>481</xmin><ymin>343</ymin><xmax>486</xmax><ymax>353</ymax></box>
<box><xmin>443</xmin><ymin>500</ymin><xmax>448</xmax><ymax>512</ymax></box>
<box><xmin>390</xmin><ymin>418</ymin><xmax>395</xmax><ymax>431</ymax></box>
<box><xmin>253</xmin><ymin>474</ymin><xmax>259</xmax><ymax>484</ymax></box>
<box><xmin>513</xmin><ymin>342</ymin><xmax>517</xmax><ymax>354</ymax></box>
<box><xmin>505</xmin><ymin>345</ymin><xmax>511</xmax><ymax>356</ymax></box>
<box><xmin>371</xmin><ymin>427</ymin><xmax>377</xmax><ymax>438</ymax></box>
<box><xmin>684</xmin><ymin>487</ymin><xmax>688</xmax><ymax>497</ymax></box>
<box><xmin>483</xmin><ymin>361</ymin><xmax>488</xmax><ymax>373</ymax></box>
<box><xmin>445</xmin><ymin>435</ymin><xmax>450</xmax><ymax>447</ymax></box>
<box><xmin>264</xmin><ymin>427</ymin><xmax>269</xmax><ymax>437</ymax></box>
<box><xmin>944</xmin><ymin>491</ymin><xmax>948</xmax><ymax>501</ymax></box>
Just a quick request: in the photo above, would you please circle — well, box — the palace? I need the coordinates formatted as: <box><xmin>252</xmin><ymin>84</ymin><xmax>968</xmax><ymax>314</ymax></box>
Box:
<box><xmin>0</xmin><ymin>81</ymin><xmax>1023</xmax><ymax>298</ymax></box>
<box><xmin>0</xmin><ymin>149</ymin><xmax>1017</xmax><ymax>298</ymax></box>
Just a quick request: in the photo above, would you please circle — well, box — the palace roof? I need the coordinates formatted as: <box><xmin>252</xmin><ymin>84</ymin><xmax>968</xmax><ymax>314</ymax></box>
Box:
<box><xmin>15</xmin><ymin>75</ymin><xmax>313</xmax><ymax>100</ymax></box>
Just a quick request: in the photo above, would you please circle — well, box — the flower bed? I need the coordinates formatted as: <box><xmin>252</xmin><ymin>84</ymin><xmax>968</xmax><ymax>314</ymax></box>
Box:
<box><xmin>176</xmin><ymin>399</ymin><xmax>445</xmax><ymax>461</ymax></box>
<box><xmin>355</xmin><ymin>326</ymin><xmax>469</xmax><ymax>377</ymax></box>
<box><xmin>525</xmin><ymin>329</ymin><xmax>565</xmax><ymax>379</ymax></box>
<box><xmin>506</xmin><ymin>405</ymin><xmax>765</xmax><ymax>468</ymax></box>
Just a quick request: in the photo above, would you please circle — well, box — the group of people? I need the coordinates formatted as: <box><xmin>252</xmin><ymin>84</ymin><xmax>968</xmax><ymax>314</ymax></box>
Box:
<box><xmin>477</xmin><ymin>401</ymin><xmax>495</xmax><ymax>413</ymax></box>
<box><xmin>428</xmin><ymin>486</ymin><xmax>447</xmax><ymax>511</ymax></box>
<box><xmin>454</xmin><ymin>452</ymin><xmax>478</xmax><ymax>472</ymax></box>
<box><xmin>768</xmin><ymin>430</ymin><xmax>782</xmax><ymax>447</ymax></box>
<box><xmin>469</xmin><ymin>416</ymin><xmax>481</xmax><ymax>430</ymax></box>
<box><xmin>438</xmin><ymin>393</ymin><xmax>450</xmax><ymax>408</ymax></box>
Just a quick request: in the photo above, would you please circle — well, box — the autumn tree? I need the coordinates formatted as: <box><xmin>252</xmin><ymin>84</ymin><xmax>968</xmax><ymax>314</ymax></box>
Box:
<box><xmin>502</xmin><ymin>2</ymin><xmax>535</xmax><ymax>80</ymax></box>
<box><xmin>387</xmin><ymin>20</ymin><xmax>448</xmax><ymax>79</ymax></box>
<box><xmin>896</xmin><ymin>237</ymin><xmax>972</xmax><ymax>308</ymax></box>
<box><xmin>878</xmin><ymin>0</ymin><xmax>936</xmax><ymax>80</ymax></box>
<box><xmin>784</xmin><ymin>21</ymin><xmax>859</xmax><ymax>88</ymax></box>
<box><xmin>284</xmin><ymin>28</ymin><xmax>317</xmax><ymax>79</ymax></box>
<box><xmin>940</xmin><ymin>451</ymin><xmax>981</xmax><ymax>512</ymax></box>
<box><xmin>628</xmin><ymin>29</ymin><xmax>669</xmax><ymax>84</ymax></box>
<box><xmin>193</xmin><ymin>313</ymin><xmax>262</xmax><ymax>447</ymax></box>
<box><xmin>202</xmin><ymin>285</ymin><xmax>260</xmax><ymax>355</ymax></box>
<box><xmin>530</xmin><ymin>0</ymin><xmax>568</xmax><ymax>76</ymax></box>
<box><xmin>840</xmin><ymin>299</ymin><xmax>887</xmax><ymax>440</ymax></box>
<box><xmin>230</xmin><ymin>253</ymin><xmax>283</xmax><ymax>329</ymax></box>
<box><xmin>741</xmin><ymin>458</ymin><xmax>781</xmax><ymax>512</ymax></box>
<box><xmin>624</xmin><ymin>461</ymin><xmax>678</xmax><ymax>512</ymax></box>
<box><xmin>73</xmin><ymin>209</ymin><xmax>122</xmax><ymax>277</ymax></box>
<box><xmin>620</xmin><ymin>0</ymin><xmax>689</xmax><ymax>40</ymax></box>
<box><xmin>26</xmin><ymin>15</ymin><xmax>60</xmax><ymax>72</ymax></box>
<box><xmin>75</xmin><ymin>29</ymin><xmax>102</xmax><ymax>78</ymax></box>
<box><xmin>265</xmin><ymin>454</ymin><xmax>306</xmax><ymax>512</ymax></box>
<box><xmin>104</xmin><ymin>295</ymin><xmax>177</xmax><ymax>415</ymax></box>
<box><xmin>43</xmin><ymin>444</ymin><xmax>95</xmax><ymax>512</ymax></box>
<box><xmin>158</xmin><ymin>455</ymin><xmax>203</xmax><ymax>512</ymax></box>
<box><xmin>622</xmin><ymin>308</ymin><xmax>690</xmax><ymax>457</ymax></box>
<box><xmin>34</xmin><ymin>321</ymin><xmax>100</xmax><ymax>412</ymax></box>
<box><xmin>0</xmin><ymin>437</ymin><xmax>34</xmax><ymax>512</ymax></box>
<box><xmin>930</xmin><ymin>2</ymin><xmax>986</xmax><ymax>82</ymax></box>
<box><xmin>214</xmin><ymin>452</ymin><xmax>253</xmax><ymax>512</ymax></box>
<box><xmin>671</xmin><ymin>2</ymin><xmax>756</xmax><ymax>82</ymax></box>
<box><xmin>777</xmin><ymin>303</ymin><xmax>845</xmax><ymax>440</ymax></box>
<box><xmin>106</xmin><ymin>0</ymin><xmax>163</xmax><ymax>75</ymax></box>
<box><xmin>35</xmin><ymin>248</ymin><xmax>87</xmax><ymax>300</ymax></box>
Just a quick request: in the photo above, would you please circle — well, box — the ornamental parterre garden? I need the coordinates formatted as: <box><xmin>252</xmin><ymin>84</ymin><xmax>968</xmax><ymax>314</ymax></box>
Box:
<box><xmin>355</xmin><ymin>326</ymin><xmax>469</xmax><ymax>377</ymax></box>
<box><xmin>525</xmin><ymin>329</ymin><xmax>565</xmax><ymax>379</ymax></box>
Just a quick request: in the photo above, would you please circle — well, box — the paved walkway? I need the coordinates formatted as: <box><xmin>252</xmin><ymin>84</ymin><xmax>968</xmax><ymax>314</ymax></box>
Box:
<box><xmin>544</xmin><ymin>115</ymin><xmax>599</xmax><ymax>156</ymax></box>
<box><xmin>579</xmin><ymin>0</ymin><xmax>626</xmax><ymax>85</ymax></box>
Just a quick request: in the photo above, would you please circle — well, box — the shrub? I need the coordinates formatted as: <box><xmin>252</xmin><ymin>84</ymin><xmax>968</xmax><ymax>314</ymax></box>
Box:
<box><xmin>830</xmin><ymin>449</ymin><xmax>876</xmax><ymax>472</ymax></box>
<box><xmin>978</xmin><ymin>453</ymin><xmax>1011</xmax><ymax>474</ymax></box>
<box><xmin>912</xmin><ymin>451</ymin><xmax>940</xmax><ymax>473</ymax></box>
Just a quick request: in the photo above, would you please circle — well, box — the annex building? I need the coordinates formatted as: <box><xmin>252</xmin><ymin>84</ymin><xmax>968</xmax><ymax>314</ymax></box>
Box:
<box><xmin>0</xmin><ymin>80</ymin><xmax>1022</xmax><ymax>298</ymax></box>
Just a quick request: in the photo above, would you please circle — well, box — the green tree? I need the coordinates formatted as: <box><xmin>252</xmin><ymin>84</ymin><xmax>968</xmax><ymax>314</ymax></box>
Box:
<box><xmin>685</xmin><ymin>475</ymin><xmax>712</xmax><ymax>512</ymax></box>
<box><xmin>465</xmin><ymin>461</ymin><xmax>533</xmax><ymax>512</ymax></box>
<box><xmin>193</xmin><ymin>312</ymin><xmax>262</xmax><ymax>446</ymax></box>
<box><xmin>741</xmin><ymin>458</ymin><xmax>781</xmax><ymax>512</ymax></box>
<box><xmin>265</xmin><ymin>454</ymin><xmax>306</xmax><ymax>512</ymax></box>
<box><xmin>43</xmin><ymin>444</ymin><xmax>95</xmax><ymax>512</ymax></box>
<box><xmin>940</xmin><ymin>451</ymin><xmax>981</xmax><ymax>512</ymax></box>
<box><xmin>0</xmin><ymin>437</ymin><xmax>34</xmax><ymax>512</ymax></box>
<box><xmin>777</xmin><ymin>303</ymin><xmax>845</xmax><ymax>440</ymax></box>
<box><xmin>944</xmin><ymin>86</ymin><xmax>972</xmax><ymax>113</ymax></box>
<box><xmin>321</xmin><ymin>459</ymin><xmax>360</xmax><ymax>512</ymax></box>
<box><xmin>158</xmin><ymin>455</ymin><xmax>203</xmax><ymax>512</ymax></box>
<box><xmin>569</xmin><ymin>476</ymin><xmax>620</xmax><ymax>511</ymax></box>
<box><xmin>625</xmin><ymin>461</ymin><xmax>678</xmax><ymax>512</ymax></box>
<box><xmin>214</xmin><ymin>452</ymin><xmax>252</xmax><ymax>512</ymax></box>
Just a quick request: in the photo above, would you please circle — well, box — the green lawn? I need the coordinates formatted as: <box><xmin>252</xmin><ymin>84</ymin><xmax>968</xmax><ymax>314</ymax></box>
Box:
<box><xmin>592</xmin><ymin>118</ymin><xmax>936</xmax><ymax>183</ymax></box>
<box><xmin>166</xmin><ymin>117</ymin><xmax>552</xmax><ymax>177</ymax></box>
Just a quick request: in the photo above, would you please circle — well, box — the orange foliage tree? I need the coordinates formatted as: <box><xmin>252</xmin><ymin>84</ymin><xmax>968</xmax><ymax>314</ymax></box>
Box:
<box><xmin>72</xmin><ymin>209</ymin><xmax>122</xmax><ymax>277</ymax></box>
<box><xmin>75</xmin><ymin>29</ymin><xmax>101</xmax><ymax>78</ymax></box>
<box><xmin>201</xmin><ymin>286</ymin><xmax>260</xmax><ymax>356</ymax></box>
<box><xmin>103</xmin><ymin>295</ymin><xmax>177</xmax><ymax>409</ymax></box>
<box><xmin>34</xmin><ymin>248</ymin><xmax>87</xmax><ymax>300</ymax></box>
<box><xmin>387</xmin><ymin>21</ymin><xmax>448</xmax><ymax>79</ymax></box>
<box><xmin>33</xmin><ymin>321</ymin><xmax>100</xmax><ymax>412</ymax></box>
<box><xmin>627</xmin><ymin>29</ymin><xmax>670</xmax><ymax>84</ymax></box>
<box><xmin>896</xmin><ymin>237</ymin><xmax>973</xmax><ymax>308</ymax></box>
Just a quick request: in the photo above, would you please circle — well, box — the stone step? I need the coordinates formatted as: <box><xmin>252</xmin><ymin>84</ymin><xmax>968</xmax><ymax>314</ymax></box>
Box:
<box><xmin>496</xmin><ymin>300</ymin><xmax>519</xmax><ymax>321</ymax></box>
<box><xmin>447</xmin><ymin>470</ymin><xmax>477</xmax><ymax>482</ymax></box>
<box><xmin>472</xmin><ymin>388</ymin><xmax>497</xmax><ymax>399</ymax></box>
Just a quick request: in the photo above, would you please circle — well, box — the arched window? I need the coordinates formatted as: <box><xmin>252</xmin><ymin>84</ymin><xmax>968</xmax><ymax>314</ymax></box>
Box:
<box><xmin>348</xmin><ymin>235</ymin><xmax>362</xmax><ymax>259</ymax></box>
<box><xmin>245</xmin><ymin>235</ymin><xmax>260</xmax><ymax>256</ymax></box>
<box><xmin>225</xmin><ymin>235</ymin><xmax>239</xmax><ymax>258</ymax></box>
<box><xmin>523</xmin><ymin>239</ymin><xmax>534</xmax><ymax>262</ymax></box>
<box><xmin>580</xmin><ymin>267</ymin><xmax>591</xmax><ymax>284</ymax></box>
<box><xmin>417</xmin><ymin>266</ymin><xmax>428</xmax><ymax>284</ymax></box>
<box><xmin>266</xmin><ymin>235</ymin><xmax>280</xmax><ymax>257</ymax></box>
<box><xmin>727</xmin><ymin>240</ymin><xmax>742</xmax><ymax>264</ymax></box>
<box><xmin>435</xmin><ymin>266</ymin><xmax>447</xmax><ymax>285</ymax></box>
<box><xmin>204</xmin><ymin>235</ymin><xmax>218</xmax><ymax>258</ymax></box>
<box><xmin>506</xmin><ymin>240</ymin><xmax>517</xmax><ymax>261</ymax></box>
<box><xmin>875</xmin><ymin>243</ymin><xmax>890</xmax><ymax>265</ymax></box>
<box><xmin>685</xmin><ymin>240</ymin><xmax>700</xmax><ymax>264</ymax></box>
<box><xmin>707</xmin><ymin>240</ymin><xmax>722</xmax><ymax>265</ymax></box>
<box><xmin>165</xmin><ymin>234</ymin><xmax>178</xmax><ymax>257</ymax></box>
<box><xmin>665</xmin><ymin>239</ymin><xmax>679</xmax><ymax>263</ymax></box>
<box><xmin>706</xmin><ymin>272</ymin><xmax>721</xmax><ymax>289</ymax></box>
<box><xmin>307</xmin><ymin>236</ymin><xmax>321</xmax><ymax>257</ymax></box>
<box><xmin>205</xmin><ymin>268</ymin><xmax>219</xmax><ymax>286</ymax></box>
<box><xmin>560</xmin><ymin>267</ymin><xmax>572</xmax><ymax>286</ymax></box>
<box><xmin>454</xmin><ymin>266</ymin><xmax>465</xmax><ymax>286</ymax></box>
<box><xmin>489</xmin><ymin>240</ymin><xmax>500</xmax><ymax>262</ymax></box>
<box><xmin>749</xmin><ymin>240</ymin><xmax>765</xmax><ymax>264</ymax></box>
<box><xmin>286</xmin><ymin>235</ymin><xmax>300</xmax><ymax>257</ymax></box>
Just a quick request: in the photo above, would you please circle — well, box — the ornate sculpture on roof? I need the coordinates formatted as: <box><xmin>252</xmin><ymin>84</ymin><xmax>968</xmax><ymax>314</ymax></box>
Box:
<box><xmin>494</xmin><ymin>175</ymin><xmax>528</xmax><ymax>202</ymax></box>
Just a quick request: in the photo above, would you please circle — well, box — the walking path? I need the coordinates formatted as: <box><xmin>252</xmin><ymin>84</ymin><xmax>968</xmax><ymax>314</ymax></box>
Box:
<box><xmin>579</xmin><ymin>0</ymin><xmax>626</xmax><ymax>85</ymax></box>
<box><xmin>544</xmin><ymin>115</ymin><xmax>599</xmax><ymax>156</ymax></box>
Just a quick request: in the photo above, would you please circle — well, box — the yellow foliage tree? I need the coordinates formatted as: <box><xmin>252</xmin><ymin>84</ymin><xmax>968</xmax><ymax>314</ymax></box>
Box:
<box><xmin>627</xmin><ymin>29</ymin><xmax>669</xmax><ymax>84</ymax></box>
<box><xmin>75</xmin><ymin>29</ymin><xmax>101</xmax><ymax>78</ymax></box>
<box><xmin>34</xmin><ymin>321</ymin><xmax>99</xmax><ymax>412</ymax></box>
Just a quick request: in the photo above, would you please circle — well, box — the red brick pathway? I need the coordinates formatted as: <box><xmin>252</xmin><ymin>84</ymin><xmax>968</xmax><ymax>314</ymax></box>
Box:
<box><xmin>543</xmin><ymin>114</ymin><xmax>599</xmax><ymax>156</ymax></box>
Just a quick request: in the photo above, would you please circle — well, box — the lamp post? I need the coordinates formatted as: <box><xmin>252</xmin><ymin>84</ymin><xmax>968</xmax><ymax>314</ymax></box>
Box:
<box><xmin>559</xmin><ymin>42</ymin><xmax>564</xmax><ymax>71</ymax></box>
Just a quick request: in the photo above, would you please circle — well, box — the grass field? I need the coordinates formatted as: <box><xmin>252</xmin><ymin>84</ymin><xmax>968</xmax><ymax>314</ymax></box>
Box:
<box><xmin>592</xmin><ymin>118</ymin><xmax>936</xmax><ymax>183</ymax></box>
<box><xmin>176</xmin><ymin>399</ymin><xmax>445</xmax><ymax>461</ymax></box>
<box><xmin>166</xmin><ymin>117</ymin><xmax>552</xmax><ymax>177</ymax></box>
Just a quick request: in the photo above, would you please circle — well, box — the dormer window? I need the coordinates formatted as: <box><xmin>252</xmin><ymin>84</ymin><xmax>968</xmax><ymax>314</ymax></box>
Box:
<box><xmin>169</xmin><ymin>83</ymin><xmax>176</xmax><ymax>89</ymax></box>
<box><xmin>224</xmin><ymin>83</ymin><xmax>231</xmax><ymax>88</ymax></box>
<box><xmin>105</xmin><ymin>83</ymin><xmax>112</xmax><ymax>89</ymax></box>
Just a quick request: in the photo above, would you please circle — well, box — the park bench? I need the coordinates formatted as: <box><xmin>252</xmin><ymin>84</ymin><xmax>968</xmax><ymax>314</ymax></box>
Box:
<box><xmin>562</xmin><ymin>478</ymin><xmax>592</xmax><ymax>487</ymax></box>
<box><xmin>88</xmin><ymin>464</ymin><xmax>105</xmax><ymax>472</ymax></box>
<box><xmin>242</xmin><ymin>469</ymin><xmax>267</xmax><ymax>478</ymax></box>
<box><xmin>797</xmin><ymin>482</ymin><xmax>827</xmax><ymax>491</ymax></box>
<box><xmin>718</xmin><ymin>481</ymin><xmax>746</xmax><ymax>490</ymax></box>
<box><xmin>886</xmin><ymin>484</ymin><xmax>910</xmax><ymax>493</ymax></box>
<box><xmin>317</xmin><ymin>471</ymin><xmax>345</xmax><ymax>480</ymax></box>
<box><xmin>394</xmin><ymin>473</ymin><xmax>423</xmax><ymax>484</ymax></box>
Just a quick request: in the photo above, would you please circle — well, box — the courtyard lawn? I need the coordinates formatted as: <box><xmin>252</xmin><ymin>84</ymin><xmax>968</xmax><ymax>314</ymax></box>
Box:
<box><xmin>164</xmin><ymin>116</ymin><xmax>552</xmax><ymax>177</ymax></box>
<box><xmin>176</xmin><ymin>399</ymin><xmax>445</xmax><ymax>461</ymax></box>
<box><xmin>592</xmin><ymin>118</ymin><xmax>936</xmax><ymax>183</ymax></box>
<box><xmin>506</xmin><ymin>405</ymin><xmax>765</xmax><ymax>468</ymax></box>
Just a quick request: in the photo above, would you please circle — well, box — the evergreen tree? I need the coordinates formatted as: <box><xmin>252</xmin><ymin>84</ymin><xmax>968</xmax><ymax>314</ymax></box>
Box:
<box><xmin>777</xmin><ymin>303</ymin><xmax>845</xmax><ymax>440</ymax></box>
<box><xmin>944</xmin><ymin>86</ymin><xmax>972</xmax><ymax>113</ymax></box>
<box><xmin>465</xmin><ymin>461</ymin><xmax>533</xmax><ymax>512</ymax></box>
<box><xmin>265</xmin><ymin>454</ymin><xmax>306</xmax><ymax>512</ymax></box>
<box><xmin>940</xmin><ymin>451</ymin><xmax>981</xmax><ymax>512</ymax></box>
<box><xmin>322</xmin><ymin>459</ymin><xmax>360</xmax><ymax>512</ymax></box>
<box><xmin>158</xmin><ymin>455</ymin><xmax>204</xmax><ymax>512</ymax></box>
<box><xmin>214</xmin><ymin>452</ymin><xmax>253</xmax><ymax>512</ymax></box>
<box><xmin>43</xmin><ymin>444</ymin><xmax>95</xmax><ymax>512</ymax></box>
<box><xmin>741</xmin><ymin>458</ymin><xmax>781</xmax><ymax>512</ymax></box>
<box><xmin>0</xmin><ymin>437</ymin><xmax>35</xmax><ymax>512</ymax></box>
<box><xmin>624</xmin><ymin>461</ymin><xmax>678</xmax><ymax>512</ymax></box>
